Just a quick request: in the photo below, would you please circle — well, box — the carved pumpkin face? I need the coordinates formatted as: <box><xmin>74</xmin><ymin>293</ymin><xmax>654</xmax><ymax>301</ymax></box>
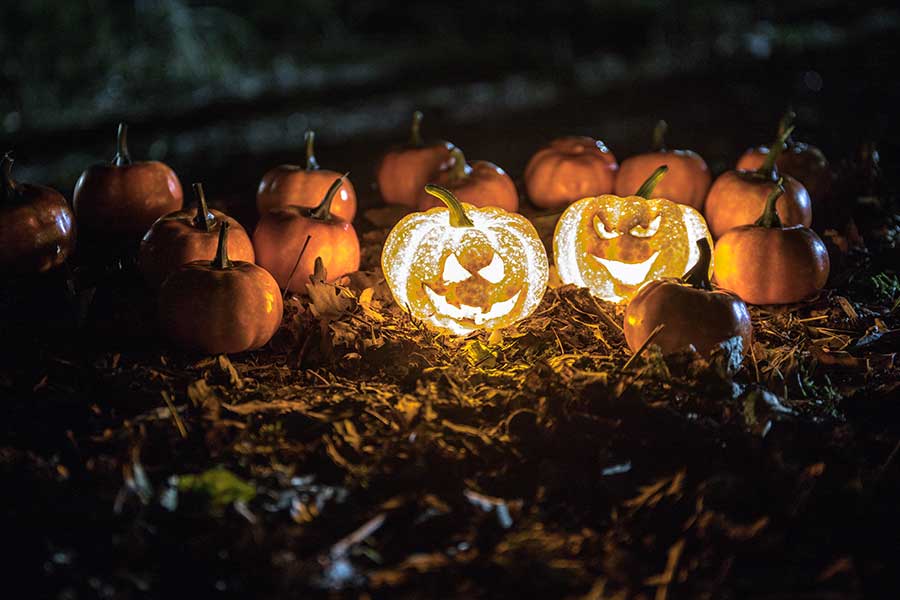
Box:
<box><xmin>554</xmin><ymin>192</ymin><xmax>712</xmax><ymax>303</ymax></box>
<box><xmin>383</xmin><ymin>185</ymin><xmax>548</xmax><ymax>335</ymax></box>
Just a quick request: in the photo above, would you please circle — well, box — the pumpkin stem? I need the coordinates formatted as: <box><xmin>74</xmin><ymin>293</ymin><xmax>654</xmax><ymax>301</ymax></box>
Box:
<box><xmin>191</xmin><ymin>183</ymin><xmax>215</xmax><ymax>232</ymax></box>
<box><xmin>309</xmin><ymin>174</ymin><xmax>348</xmax><ymax>221</ymax></box>
<box><xmin>635</xmin><ymin>165</ymin><xmax>668</xmax><ymax>198</ymax></box>
<box><xmin>681</xmin><ymin>238</ymin><xmax>713</xmax><ymax>290</ymax></box>
<box><xmin>113</xmin><ymin>122</ymin><xmax>132</xmax><ymax>166</ymax></box>
<box><xmin>446</xmin><ymin>147</ymin><xmax>469</xmax><ymax>184</ymax></box>
<box><xmin>304</xmin><ymin>130</ymin><xmax>319</xmax><ymax>170</ymax></box>
<box><xmin>424</xmin><ymin>184</ymin><xmax>474</xmax><ymax>227</ymax></box>
<box><xmin>1</xmin><ymin>152</ymin><xmax>19</xmax><ymax>203</ymax></box>
<box><xmin>754</xmin><ymin>178</ymin><xmax>785</xmax><ymax>228</ymax></box>
<box><xmin>409</xmin><ymin>110</ymin><xmax>424</xmax><ymax>147</ymax></box>
<box><xmin>212</xmin><ymin>221</ymin><xmax>232</xmax><ymax>269</ymax></box>
<box><xmin>777</xmin><ymin>108</ymin><xmax>796</xmax><ymax>141</ymax></box>
<box><xmin>757</xmin><ymin>123</ymin><xmax>795</xmax><ymax>179</ymax></box>
<box><xmin>652</xmin><ymin>120</ymin><xmax>668</xmax><ymax>152</ymax></box>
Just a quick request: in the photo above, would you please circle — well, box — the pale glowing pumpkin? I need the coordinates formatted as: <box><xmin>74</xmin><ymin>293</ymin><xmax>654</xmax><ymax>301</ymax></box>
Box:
<box><xmin>382</xmin><ymin>184</ymin><xmax>548</xmax><ymax>335</ymax></box>
<box><xmin>553</xmin><ymin>166</ymin><xmax>713</xmax><ymax>303</ymax></box>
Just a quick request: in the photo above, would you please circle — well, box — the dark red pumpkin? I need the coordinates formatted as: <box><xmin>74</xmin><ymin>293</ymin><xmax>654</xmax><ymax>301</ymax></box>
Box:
<box><xmin>624</xmin><ymin>238</ymin><xmax>752</xmax><ymax>355</ymax></box>
<box><xmin>139</xmin><ymin>183</ymin><xmax>255</xmax><ymax>287</ymax></box>
<box><xmin>73</xmin><ymin>123</ymin><xmax>183</xmax><ymax>238</ymax></box>
<box><xmin>736</xmin><ymin>111</ymin><xmax>831</xmax><ymax>220</ymax></box>
<box><xmin>416</xmin><ymin>147</ymin><xmax>518</xmax><ymax>212</ymax></box>
<box><xmin>376</xmin><ymin>111</ymin><xmax>456</xmax><ymax>208</ymax></box>
<box><xmin>159</xmin><ymin>221</ymin><xmax>282</xmax><ymax>354</ymax></box>
<box><xmin>256</xmin><ymin>130</ymin><xmax>357</xmax><ymax>221</ymax></box>
<box><xmin>0</xmin><ymin>153</ymin><xmax>76</xmax><ymax>273</ymax></box>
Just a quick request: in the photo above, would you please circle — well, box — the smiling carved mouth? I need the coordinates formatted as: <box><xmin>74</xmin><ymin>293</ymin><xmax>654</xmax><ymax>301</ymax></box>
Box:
<box><xmin>424</xmin><ymin>286</ymin><xmax>522</xmax><ymax>326</ymax></box>
<box><xmin>592</xmin><ymin>251</ymin><xmax>661</xmax><ymax>286</ymax></box>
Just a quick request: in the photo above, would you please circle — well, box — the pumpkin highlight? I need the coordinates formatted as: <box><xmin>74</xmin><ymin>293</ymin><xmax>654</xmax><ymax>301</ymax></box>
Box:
<box><xmin>382</xmin><ymin>184</ymin><xmax>548</xmax><ymax>335</ymax></box>
<box><xmin>554</xmin><ymin>166</ymin><xmax>713</xmax><ymax>303</ymax></box>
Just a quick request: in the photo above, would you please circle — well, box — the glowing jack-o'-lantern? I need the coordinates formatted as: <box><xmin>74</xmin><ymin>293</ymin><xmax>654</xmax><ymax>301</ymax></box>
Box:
<box><xmin>553</xmin><ymin>166</ymin><xmax>713</xmax><ymax>303</ymax></box>
<box><xmin>382</xmin><ymin>184</ymin><xmax>548</xmax><ymax>335</ymax></box>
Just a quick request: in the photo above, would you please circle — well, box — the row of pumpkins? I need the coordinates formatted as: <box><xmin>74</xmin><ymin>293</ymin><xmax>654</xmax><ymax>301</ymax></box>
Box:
<box><xmin>0</xmin><ymin>111</ymin><xmax>830</xmax><ymax>358</ymax></box>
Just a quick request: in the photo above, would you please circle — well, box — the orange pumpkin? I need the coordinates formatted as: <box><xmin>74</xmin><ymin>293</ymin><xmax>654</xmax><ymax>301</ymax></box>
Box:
<box><xmin>139</xmin><ymin>183</ymin><xmax>255</xmax><ymax>287</ymax></box>
<box><xmin>714</xmin><ymin>179</ymin><xmax>829</xmax><ymax>305</ymax></box>
<box><xmin>0</xmin><ymin>153</ymin><xmax>76</xmax><ymax>274</ymax></box>
<box><xmin>554</xmin><ymin>166</ymin><xmax>713</xmax><ymax>303</ymax></box>
<box><xmin>624</xmin><ymin>239</ymin><xmax>752</xmax><ymax>355</ymax></box>
<box><xmin>524</xmin><ymin>136</ymin><xmax>618</xmax><ymax>210</ymax></box>
<box><xmin>736</xmin><ymin>110</ymin><xmax>831</xmax><ymax>217</ymax></box>
<box><xmin>614</xmin><ymin>120</ymin><xmax>711</xmax><ymax>211</ymax></box>
<box><xmin>376</xmin><ymin>111</ymin><xmax>456</xmax><ymax>208</ymax></box>
<box><xmin>253</xmin><ymin>175</ymin><xmax>359</xmax><ymax>292</ymax></box>
<box><xmin>382</xmin><ymin>184</ymin><xmax>548</xmax><ymax>335</ymax></box>
<box><xmin>73</xmin><ymin>123</ymin><xmax>183</xmax><ymax>238</ymax></box>
<box><xmin>704</xmin><ymin>124</ymin><xmax>811</xmax><ymax>239</ymax></box>
<box><xmin>159</xmin><ymin>222</ymin><xmax>283</xmax><ymax>354</ymax></box>
<box><xmin>256</xmin><ymin>130</ymin><xmax>356</xmax><ymax>221</ymax></box>
<box><xmin>416</xmin><ymin>148</ymin><xmax>518</xmax><ymax>212</ymax></box>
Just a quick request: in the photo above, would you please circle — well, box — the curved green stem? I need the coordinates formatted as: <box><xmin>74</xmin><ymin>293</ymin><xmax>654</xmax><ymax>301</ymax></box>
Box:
<box><xmin>757</xmin><ymin>124</ymin><xmax>795</xmax><ymax>179</ymax></box>
<box><xmin>304</xmin><ymin>130</ymin><xmax>319</xmax><ymax>170</ymax></box>
<box><xmin>681</xmin><ymin>238</ymin><xmax>713</xmax><ymax>290</ymax></box>
<box><xmin>113</xmin><ymin>122</ymin><xmax>131</xmax><ymax>166</ymax></box>
<box><xmin>424</xmin><ymin>184</ymin><xmax>473</xmax><ymax>227</ymax></box>
<box><xmin>446</xmin><ymin>147</ymin><xmax>469</xmax><ymax>184</ymax></box>
<box><xmin>754</xmin><ymin>178</ymin><xmax>785</xmax><ymax>228</ymax></box>
<box><xmin>309</xmin><ymin>173</ymin><xmax>348</xmax><ymax>221</ymax></box>
<box><xmin>409</xmin><ymin>111</ymin><xmax>424</xmax><ymax>147</ymax></box>
<box><xmin>212</xmin><ymin>221</ymin><xmax>232</xmax><ymax>269</ymax></box>
<box><xmin>191</xmin><ymin>183</ymin><xmax>214</xmax><ymax>232</ymax></box>
<box><xmin>777</xmin><ymin>108</ymin><xmax>796</xmax><ymax>139</ymax></box>
<box><xmin>635</xmin><ymin>165</ymin><xmax>668</xmax><ymax>198</ymax></box>
<box><xmin>2</xmin><ymin>152</ymin><xmax>18</xmax><ymax>203</ymax></box>
<box><xmin>652</xmin><ymin>120</ymin><xmax>668</xmax><ymax>152</ymax></box>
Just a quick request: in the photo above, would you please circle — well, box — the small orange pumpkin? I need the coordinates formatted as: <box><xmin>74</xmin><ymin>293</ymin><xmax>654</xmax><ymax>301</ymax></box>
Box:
<box><xmin>614</xmin><ymin>121</ymin><xmax>711</xmax><ymax>211</ymax></box>
<box><xmin>524</xmin><ymin>136</ymin><xmax>618</xmax><ymax>210</ymax></box>
<box><xmin>704</xmin><ymin>124</ymin><xmax>811</xmax><ymax>239</ymax></box>
<box><xmin>736</xmin><ymin>110</ymin><xmax>831</xmax><ymax>216</ymax></box>
<box><xmin>416</xmin><ymin>147</ymin><xmax>518</xmax><ymax>212</ymax></box>
<box><xmin>73</xmin><ymin>123</ymin><xmax>183</xmax><ymax>238</ymax></box>
<box><xmin>159</xmin><ymin>222</ymin><xmax>283</xmax><ymax>354</ymax></box>
<box><xmin>256</xmin><ymin>130</ymin><xmax>357</xmax><ymax>221</ymax></box>
<box><xmin>0</xmin><ymin>153</ymin><xmax>76</xmax><ymax>274</ymax></box>
<box><xmin>139</xmin><ymin>183</ymin><xmax>255</xmax><ymax>287</ymax></box>
<box><xmin>624</xmin><ymin>238</ymin><xmax>752</xmax><ymax>355</ymax></box>
<box><xmin>714</xmin><ymin>179</ymin><xmax>829</xmax><ymax>305</ymax></box>
<box><xmin>253</xmin><ymin>175</ymin><xmax>359</xmax><ymax>292</ymax></box>
<box><xmin>376</xmin><ymin>111</ymin><xmax>456</xmax><ymax>208</ymax></box>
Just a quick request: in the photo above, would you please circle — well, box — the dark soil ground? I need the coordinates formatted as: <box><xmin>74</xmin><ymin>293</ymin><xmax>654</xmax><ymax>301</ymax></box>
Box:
<box><xmin>2</xmin><ymin>18</ymin><xmax>899</xmax><ymax>600</ymax></box>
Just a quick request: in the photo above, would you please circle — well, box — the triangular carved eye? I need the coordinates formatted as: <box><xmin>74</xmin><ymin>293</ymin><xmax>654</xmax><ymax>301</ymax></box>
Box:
<box><xmin>442</xmin><ymin>253</ymin><xmax>471</xmax><ymax>283</ymax></box>
<box><xmin>593</xmin><ymin>214</ymin><xmax>620</xmax><ymax>239</ymax></box>
<box><xmin>477</xmin><ymin>253</ymin><xmax>505</xmax><ymax>283</ymax></box>
<box><xmin>630</xmin><ymin>214</ymin><xmax>662</xmax><ymax>238</ymax></box>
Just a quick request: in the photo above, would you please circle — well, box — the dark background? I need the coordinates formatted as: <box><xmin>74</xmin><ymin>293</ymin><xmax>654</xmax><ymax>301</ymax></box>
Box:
<box><xmin>3</xmin><ymin>0</ymin><xmax>898</xmax><ymax>217</ymax></box>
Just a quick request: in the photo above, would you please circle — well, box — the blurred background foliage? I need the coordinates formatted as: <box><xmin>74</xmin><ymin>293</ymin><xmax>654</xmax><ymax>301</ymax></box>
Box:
<box><xmin>1</xmin><ymin>1</ymin><xmax>897</xmax><ymax>189</ymax></box>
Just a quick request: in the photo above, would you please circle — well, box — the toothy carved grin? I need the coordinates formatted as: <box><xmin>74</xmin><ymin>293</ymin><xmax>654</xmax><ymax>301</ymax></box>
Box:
<box><xmin>592</xmin><ymin>251</ymin><xmax>661</xmax><ymax>286</ymax></box>
<box><xmin>424</xmin><ymin>286</ymin><xmax>522</xmax><ymax>326</ymax></box>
